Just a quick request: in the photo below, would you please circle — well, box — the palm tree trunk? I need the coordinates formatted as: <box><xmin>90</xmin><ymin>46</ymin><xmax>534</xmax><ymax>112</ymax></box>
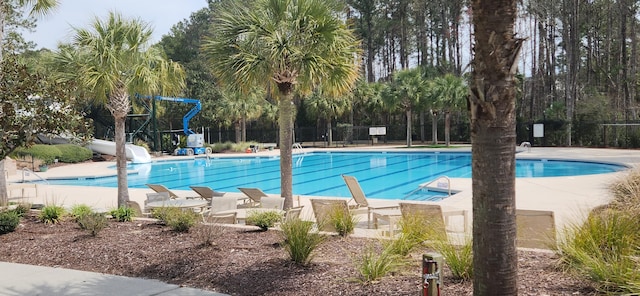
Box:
<box><xmin>469</xmin><ymin>0</ymin><xmax>520</xmax><ymax>294</ymax></box>
<box><xmin>420</xmin><ymin>111</ymin><xmax>425</xmax><ymax>143</ymax></box>
<box><xmin>327</xmin><ymin>120</ymin><xmax>333</xmax><ymax>147</ymax></box>
<box><xmin>241</xmin><ymin>116</ymin><xmax>247</xmax><ymax>142</ymax></box>
<box><xmin>278</xmin><ymin>96</ymin><xmax>294</xmax><ymax>210</ymax></box>
<box><xmin>406</xmin><ymin>109</ymin><xmax>412</xmax><ymax>147</ymax></box>
<box><xmin>234</xmin><ymin>121</ymin><xmax>241</xmax><ymax>143</ymax></box>
<box><xmin>445</xmin><ymin>111</ymin><xmax>451</xmax><ymax>146</ymax></box>
<box><xmin>431</xmin><ymin>111</ymin><xmax>438</xmax><ymax>145</ymax></box>
<box><xmin>114</xmin><ymin>115</ymin><xmax>130</xmax><ymax>208</ymax></box>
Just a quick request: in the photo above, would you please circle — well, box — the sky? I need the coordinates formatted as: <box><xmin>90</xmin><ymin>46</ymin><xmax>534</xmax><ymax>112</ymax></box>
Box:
<box><xmin>22</xmin><ymin>0</ymin><xmax>209</xmax><ymax>50</ymax></box>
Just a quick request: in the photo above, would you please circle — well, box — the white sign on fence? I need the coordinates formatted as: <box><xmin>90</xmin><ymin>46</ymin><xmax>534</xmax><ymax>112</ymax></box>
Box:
<box><xmin>533</xmin><ymin>124</ymin><xmax>544</xmax><ymax>138</ymax></box>
<box><xmin>369</xmin><ymin>126</ymin><xmax>387</xmax><ymax>136</ymax></box>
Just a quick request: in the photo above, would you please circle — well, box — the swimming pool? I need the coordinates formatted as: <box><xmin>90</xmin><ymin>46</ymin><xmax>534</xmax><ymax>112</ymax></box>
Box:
<box><xmin>43</xmin><ymin>151</ymin><xmax>628</xmax><ymax>200</ymax></box>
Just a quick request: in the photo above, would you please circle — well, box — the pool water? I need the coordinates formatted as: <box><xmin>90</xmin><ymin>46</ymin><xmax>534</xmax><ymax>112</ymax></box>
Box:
<box><xmin>44</xmin><ymin>152</ymin><xmax>627</xmax><ymax>200</ymax></box>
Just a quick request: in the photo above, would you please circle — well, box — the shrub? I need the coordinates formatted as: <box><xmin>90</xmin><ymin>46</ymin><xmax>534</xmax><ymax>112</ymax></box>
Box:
<box><xmin>109</xmin><ymin>206</ymin><xmax>134</xmax><ymax>222</ymax></box>
<box><xmin>356</xmin><ymin>245</ymin><xmax>401</xmax><ymax>282</ymax></box>
<box><xmin>0</xmin><ymin>211</ymin><xmax>21</xmax><ymax>234</ymax></box>
<box><xmin>14</xmin><ymin>144</ymin><xmax>62</xmax><ymax>165</ymax></box>
<box><xmin>39</xmin><ymin>205</ymin><xmax>66</xmax><ymax>224</ymax></box>
<box><xmin>609</xmin><ymin>168</ymin><xmax>640</xmax><ymax>212</ymax></box>
<box><xmin>433</xmin><ymin>236</ymin><xmax>474</xmax><ymax>281</ymax></box>
<box><xmin>383</xmin><ymin>234</ymin><xmax>418</xmax><ymax>257</ymax></box>
<box><xmin>152</xmin><ymin>206</ymin><xmax>182</xmax><ymax>223</ymax></box>
<box><xmin>398</xmin><ymin>213</ymin><xmax>446</xmax><ymax>246</ymax></box>
<box><xmin>55</xmin><ymin>144</ymin><xmax>93</xmax><ymax>163</ymax></box>
<box><xmin>70</xmin><ymin>204</ymin><xmax>94</xmax><ymax>221</ymax></box>
<box><xmin>11</xmin><ymin>203</ymin><xmax>30</xmax><ymax>217</ymax></box>
<box><xmin>280</xmin><ymin>218</ymin><xmax>326</xmax><ymax>265</ymax></box>
<box><xmin>558</xmin><ymin>208</ymin><xmax>640</xmax><ymax>294</ymax></box>
<box><xmin>77</xmin><ymin>212</ymin><xmax>108</xmax><ymax>236</ymax></box>
<box><xmin>192</xmin><ymin>223</ymin><xmax>226</xmax><ymax>246</ymax></box>
<box><xmin>211</xmin><ymin>142</ymin><xmax>234</xmax><ymax>153</ymax></box>
<box><xmin>164</xmin><ymin>210</ymin><xmax>199</xmax><ymax>232</ymax></box>
<box><xmin>246</xmin><ymin>210</ymin><xmax>283</xmax><ymax>231</ymax></box>
<box><xmin>327</xmin><ymin>205</ymin><xmax>358</xmax><ymax>237</ymax></box>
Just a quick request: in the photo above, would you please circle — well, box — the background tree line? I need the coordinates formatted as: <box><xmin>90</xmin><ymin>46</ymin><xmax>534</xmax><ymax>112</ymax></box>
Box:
<box><xmin>10</xmin><ymin>0</ymin><xmax>640</xmax><ymax>149</ymax></box>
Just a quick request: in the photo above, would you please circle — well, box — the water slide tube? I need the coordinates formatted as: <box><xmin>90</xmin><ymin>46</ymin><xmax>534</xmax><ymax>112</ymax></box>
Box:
<box><xmin>88</xmin><ymin>139</ymin><xmax>152</xmax><ymax>164</ymax></box>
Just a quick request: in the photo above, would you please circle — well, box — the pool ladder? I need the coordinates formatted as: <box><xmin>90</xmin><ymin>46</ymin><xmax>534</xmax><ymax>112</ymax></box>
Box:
<box><xmin>403</xmin><ymin>175</ymin><xmax>451</xmax><ymax>201</ymax></box>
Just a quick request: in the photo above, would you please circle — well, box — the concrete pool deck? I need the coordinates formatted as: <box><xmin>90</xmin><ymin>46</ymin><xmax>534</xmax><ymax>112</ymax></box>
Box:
<box><xmin>7</xmin><ymin>146</ymin><xmax>640</xmax><ymax>237</ymax></box>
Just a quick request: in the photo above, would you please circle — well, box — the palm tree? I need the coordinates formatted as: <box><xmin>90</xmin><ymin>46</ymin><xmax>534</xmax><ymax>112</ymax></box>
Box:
<box><xmin>0</xmin><ymin>0</ymin><xmax>59</xmax><ymax>61</ymax></box>
<box><xmin>216</xmin><ymin>87</ymin><xmax>267</xmax><ymax>143</ymax></box>
<box><xmin>468</xmin><ymin>0</ymin><xmax>522</xmax><ymax>294</ymax></box>
<box><xmin>52</xmin><ymin>12</ymin><xmax>185</xmax><ymax>208</ymax></box>
<box><xmin>202</xmin><ymin>0</ymin><xmax>360</xmax><ymax>209</ymax></box>
<box><xmin>383</xmin><ymin>68</ymin><xmax>428</xmax><ymax>147</ymax></box>
<box><xmin>431</xmin><ymin>74</ymin><xmax>467</xmax><ymax>146</ymax></box>
<box><xmin>304</xmin><ymin>90</ymin><xmax>350</xmax><ymax>147</ymax></box>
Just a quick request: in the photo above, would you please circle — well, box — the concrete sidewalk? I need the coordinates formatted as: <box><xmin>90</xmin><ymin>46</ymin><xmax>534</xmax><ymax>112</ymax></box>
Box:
<box><xmin>0</xmin><ymin>262</ymin><xmax>226</xmax><ymax>296</ymax></box>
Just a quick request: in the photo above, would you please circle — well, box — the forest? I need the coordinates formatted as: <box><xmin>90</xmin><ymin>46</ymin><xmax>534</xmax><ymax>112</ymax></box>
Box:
<box><xmin>10</xmin><ymin>0</ymin><xmax>640</xmax><ymax>150</ymax></box>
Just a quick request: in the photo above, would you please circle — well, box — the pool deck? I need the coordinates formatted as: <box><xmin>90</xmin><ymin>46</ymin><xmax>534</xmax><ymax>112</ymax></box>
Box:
<box><xmin>7</xmin><ymin>146</ymin><xmax>640</xmax><ymax>238</ymax></box>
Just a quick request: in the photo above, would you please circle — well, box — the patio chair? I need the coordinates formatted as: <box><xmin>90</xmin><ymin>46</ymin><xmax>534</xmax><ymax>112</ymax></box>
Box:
<box><xmin>146</xmin><ymin>184</ymin><xmax>196</xmax><ymax>199</ymax></box>
<box><xmin>144</xmin><ymin>192</ymin><xmax>170</xmax><ymax>212</ymax></box>
<box><xmin>189</xmin><ymin>186</ymin><xmax>225</xmax><ymax>201</ymax></box>
<box><xmin>516</xmin><ymin>209</ymin><xmax>557</xmax><ymax>249</ymax></box>
<box><xmin>238</xmin><ymin>187</ymin><xmax>270</xmax><ymax>207</ymax></box>
<box><xmin>126</xmin><ymin>200</ymin><xmax>151</xmax><ymax>218</ymax></box>
<box><xmin>190</xmin><ymin>185</ymin><xmax>251</xmax><ymax>204</ymax></box>
<box><xmin>201</xmin><ymin>195</ymin><xmax>239</xmax><ymax>222</ymax></box>
<box><xmin>203</xmin><ymin>212</ymin><xmax>237</xmax><ymax>224</ymax></box>
<box><xmin>310</xmin><ymin>199</ymin><xmax>351</xmax><ymax>233</ymax></box>
<box><xmin>372</xmin><ymin>202</ymin><xmax>468</xmax><ymax>237</ymax></box>
<box><xmin>341</xmin><ymin>175</ymin><xmax>400</xmax><ymax>227</ymax></box>
<box><xmin>260</xmin><ymin>196</ymin><xmax>285</xmax><ymax>210</ymax></box>
<box><xmin>283</xmin><ymin>206</ymin><xmax>304</xmax><ymax>222</ymax></box>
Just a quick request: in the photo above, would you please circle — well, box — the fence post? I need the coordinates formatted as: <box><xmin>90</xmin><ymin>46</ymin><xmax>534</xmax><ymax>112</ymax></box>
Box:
<box><xmin>422</xmin><ymin>253</ymin><xmax>443</xmax><ymax>296</ymax></box>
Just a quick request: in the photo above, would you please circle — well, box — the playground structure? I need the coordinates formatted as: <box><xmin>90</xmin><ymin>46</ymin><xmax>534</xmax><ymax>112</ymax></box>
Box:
<box><xmin>134</xmin><ymin>95</ymin><xmax>211</xmax><ymax>156</ymax></box>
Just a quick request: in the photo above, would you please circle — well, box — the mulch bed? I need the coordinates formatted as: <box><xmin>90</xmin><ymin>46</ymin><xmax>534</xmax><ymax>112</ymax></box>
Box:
<box><xmin>0</xmin><ymin>212</ymin><xmax>596</xmax><ymax>295</ymax></box>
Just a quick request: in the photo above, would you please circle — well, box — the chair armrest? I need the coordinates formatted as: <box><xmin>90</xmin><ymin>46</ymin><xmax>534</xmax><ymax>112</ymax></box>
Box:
<box><xmin>368</xmin><ymin>205</ymin><xmax>400</xmax><ymax>211</ymax></box>
<box><xmin>443</xmin><ymin>210</ymin><xmax>469</xmax><ymax>233</ymax></box>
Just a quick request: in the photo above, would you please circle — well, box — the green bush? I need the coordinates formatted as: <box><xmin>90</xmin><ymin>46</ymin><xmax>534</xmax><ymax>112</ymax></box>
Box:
<box><xmin>14</xmin><ymin>144</ymin><xmax>62</xmax><ymax>164</ymax></box>
<box><xmin>192</xmin><ymin>223</ymin><xmax>226</xmax><ymax>247</ymax></box>
<box><xmin>356</xmin><ymin>245</ymin><xmax>401</xmax><ymax>282</ymax></box>
<box><xmin>55</xmin><ymin>144</ymin><xmax>93</xmax><ymax>163</ymax></box>
<box><xmin>433</xmin><ymin>236</ymin><xmax>474</xmax><ymax>281</ymax></box>
<box><xmin>109</xmin><ymin>206</ymin><xmax>134</xmax><ymax>222</ymax></box>
<box><xmin>152</xmin><ymin>207</ymin><xmax>199</xmax><ymax>232</ymax></box>
<box><xmin>0</xmin><ymin>211</ymin><xmax>21</xmax><ymax>234</ymax></box>
<box><xmin>211</xmin><ymin>141</ymin><xmax>234</xmax><ymax>153</ymax></box>
<box><xmin>558</xmin><ymin>208</ymin><xmax>640</xmax><ymax>294</ymax></box>
<box><xmin>152</xmin><ymin>206</ymin><xmax>182</xmax><ymax>223</ymax></box>
<box><xmin>77</xmin><ymin>212</ymin><xmax>108</xmax><ymax>236</ymax></box>
<box><xmin>246</xmin><ymin>210</ymin><xmax>283</xmax><ymax>231</ymax></box>
<box><xmin>327</xmin><ymin>206</ymin><xmax>358</xmax><ymax>237</ymax></box>
<box><xmin>609</xmin><ymin>168</ymin><xmax>640</xmax><ymax>212</ymax></box>
<box><xmin>70</xmin><ymin>204</ymin><xmax>94</xmax><ymax>221</ymax></box>
<box><xmin>280</xmin><ymin>218</ymin><xmax>326</xmax><ymax>265</ymax></box>
<box><xmin>383</xmin><ymin>234</ymin><xmax>418</xmax><ymax>257</ymax></box>
<box><xmin>164</xmin><ymin>210</ymin><xmax>199</xmax><ymax>232</ymax></box>
<box><xmin>39</xmin><ymin>205</ymin><xmax>66</xmax><ymax>224</ymax></box>
<box><xmin>10</xmin><ymin>203</ymin><xmax>30</xmax><ymax>217</ymax></box>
